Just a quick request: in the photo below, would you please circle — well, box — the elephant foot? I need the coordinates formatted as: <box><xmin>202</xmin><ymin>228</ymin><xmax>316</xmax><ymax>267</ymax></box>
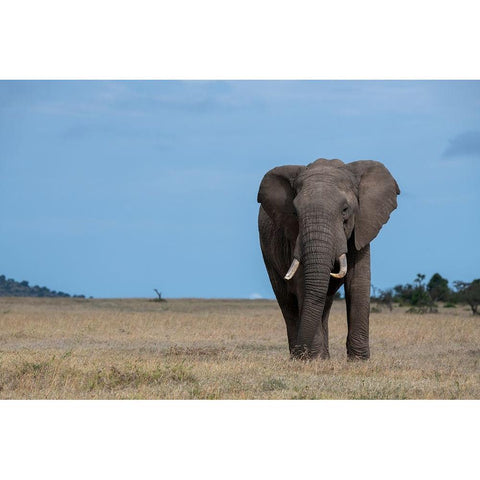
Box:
<box><xmin>346</xmin><ymin>343</ymin><xmax>370</xmax><ymax>361</ymax></box>
<box><xmin>290</xmin><ymin>345</ymin><xmax>330</xmax><ymax>361</ymax></box>
<box><xmin>347</xmin><ymin>354</ymin><xmax>369</xmax><ymax>362</ymax></box>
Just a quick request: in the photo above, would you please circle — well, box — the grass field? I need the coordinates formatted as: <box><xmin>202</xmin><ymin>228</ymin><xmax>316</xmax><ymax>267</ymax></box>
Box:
<box><xmin>0</xmin><ymin>297</ymin><xmax>478</xmax><ymax>399</ymax></box>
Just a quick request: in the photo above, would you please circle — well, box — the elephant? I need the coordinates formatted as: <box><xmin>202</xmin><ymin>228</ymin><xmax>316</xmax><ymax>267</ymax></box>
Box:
<box><xmin>257</xmin><ymin>158</ymin><xmax>400</xmax><ymax>360</ymax></box>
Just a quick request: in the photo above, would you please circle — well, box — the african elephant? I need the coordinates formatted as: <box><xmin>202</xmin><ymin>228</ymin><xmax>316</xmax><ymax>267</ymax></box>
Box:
<box><xmin>257</xmin><ymin>158</ymin><xmax>399</xmax><ymax>360</ymax></box>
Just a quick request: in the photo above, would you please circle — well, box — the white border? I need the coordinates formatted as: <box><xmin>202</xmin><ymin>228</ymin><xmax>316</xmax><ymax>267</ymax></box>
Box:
<box><xmin>0</xmin><ymin>400</ymin><xmax>477</xmax><ymax>479</ymax></box>
<box><xmin>1</xmin><ymin>0</ymin><xmax>479</xmax><ymax>79</ymax></box>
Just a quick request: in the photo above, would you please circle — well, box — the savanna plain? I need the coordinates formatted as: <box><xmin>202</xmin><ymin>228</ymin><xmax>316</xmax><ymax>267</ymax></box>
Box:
<box><xmin>0</xmin><ymin>297</ymin><xmax>478</xmax><ymax>399</ymax></box>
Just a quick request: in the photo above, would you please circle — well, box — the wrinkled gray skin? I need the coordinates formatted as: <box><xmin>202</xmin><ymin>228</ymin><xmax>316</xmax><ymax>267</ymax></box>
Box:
<box><xmin>258</xmin><ymin>158</ymin><xmax>400</xmax><ymax>360</ymax></box>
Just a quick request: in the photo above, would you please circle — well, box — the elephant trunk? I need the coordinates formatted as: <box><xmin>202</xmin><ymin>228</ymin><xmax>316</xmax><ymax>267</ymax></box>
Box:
<box><xmin>292</xmin><ymin>214</ymin><xmax>337</xmax><ymax>359</ymax></box>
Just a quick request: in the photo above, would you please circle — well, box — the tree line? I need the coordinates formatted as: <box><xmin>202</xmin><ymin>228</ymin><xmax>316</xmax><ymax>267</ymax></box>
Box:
<box><xmin>0</xmin><ymin>275</ymin><xmax>85</xmax><ymax>298</ymax></box>
<box><xmin>372</xmin><ymin>273</ymin><xmax>480</xmax><ymax>315</ymax></box>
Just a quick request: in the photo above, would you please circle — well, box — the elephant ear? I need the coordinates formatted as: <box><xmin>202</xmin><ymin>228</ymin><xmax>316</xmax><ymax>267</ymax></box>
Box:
<box><xmin>257</xmin><ymin>165</ymin><xmax>305</xmax><ymax>241</ymax></box>
<box><xmin>346</xmin><ymin>160</ymin><xmax>400</xmax><ymax>250</ymax></box>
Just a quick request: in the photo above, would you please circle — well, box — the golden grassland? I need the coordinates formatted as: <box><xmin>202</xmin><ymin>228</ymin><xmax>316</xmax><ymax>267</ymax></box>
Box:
<box><xmin>0</xmin><ymin>297</ymin><xmax>478</xmax><ymax>399</ymax></box>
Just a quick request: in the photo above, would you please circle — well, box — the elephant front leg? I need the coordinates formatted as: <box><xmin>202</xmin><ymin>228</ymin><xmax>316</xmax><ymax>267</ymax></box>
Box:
<box><xmin>344</xmin><ymin>243</ymin><xmax>371</xmax><ymax>360</ymax></box>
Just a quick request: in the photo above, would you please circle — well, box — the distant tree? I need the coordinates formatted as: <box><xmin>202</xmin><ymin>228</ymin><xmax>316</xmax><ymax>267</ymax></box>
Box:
<box><xmin>377</xmin><ymin>289</ymin><xmax>394</xmax><ymax>311</ymax></box>
<box><xmin>393</xmin><ymin>283</ymin><xmax>415</xmax><ymax>305</ymax></box>
<box><xmin>370</xmin><ymin>285</ymin><xmax>393</xmax><ymax>312</ymax></box>
<box><xmin>153</xmin><ymin>289</ymin><xmax>167</xmax><ymax>302</ymax></box>
<box><xmin>453</xmin><ymin>279</ymin><xmax>480</xmax><ymax>315</ymax></box>
<box><xmin>411</xmin><ymin>274</ymin><xmax>426</xmax><ymax>305</ymax></box>
<box><xmin>405</xmin><ymin>273</ymin><xmax>437</xmax><ymax>314</ymax></box>
<box><xmin>427</xmin><ymin>273</ymin><xmax>451</xmax><ymax>302</ymax></box>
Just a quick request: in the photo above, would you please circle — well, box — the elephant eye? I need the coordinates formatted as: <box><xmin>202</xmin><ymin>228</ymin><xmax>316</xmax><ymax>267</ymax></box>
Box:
<box><xmin>342</xmin><ymin>206</ymin><xmax>349</xmax><ymax>216</ymax></box>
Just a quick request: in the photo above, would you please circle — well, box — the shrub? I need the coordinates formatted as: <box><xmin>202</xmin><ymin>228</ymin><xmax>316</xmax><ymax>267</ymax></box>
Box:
<box><xmin>427</xmin><ymin>273</ymin><xmax>451</xmax><ymax>302</ymax></box>
<box><xmin>453</xmin><ymin>280</ymin><xmax>480</xmax><ymax>315</ymax></box>
<box><xmin>405</xmin><ymin>274</ymin><xmax>437</xmax><ymax>314</ymax></box>
<box><xmin>443</xmin><ymin>302</ymin><xmax>457</xmax><ymax>308</ymax></box>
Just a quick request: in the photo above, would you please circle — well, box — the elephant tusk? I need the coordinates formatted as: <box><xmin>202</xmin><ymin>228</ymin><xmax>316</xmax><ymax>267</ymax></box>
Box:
<box><xmin>330</xmin><ymin>253</ymin><xmax>347</xmax><ymax>278</ymax></box>
<box><xmin>284</xmin><ymin>258</ymin><xmax>300</xmax><ymax>280</ymax></box>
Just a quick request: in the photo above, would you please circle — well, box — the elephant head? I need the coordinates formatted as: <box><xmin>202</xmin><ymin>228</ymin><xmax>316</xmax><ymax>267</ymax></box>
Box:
<box><xmin>257</xmin><ymin>158</ymin><xmax>399</xmax><ymax>359</ymax></box>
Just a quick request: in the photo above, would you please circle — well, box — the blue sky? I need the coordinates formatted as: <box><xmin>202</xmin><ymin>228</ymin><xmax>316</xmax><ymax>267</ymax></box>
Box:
<box><xmin>0</xmin><ymin>80</ymin><xmax>479</xmax><ymax>298</ymax></box>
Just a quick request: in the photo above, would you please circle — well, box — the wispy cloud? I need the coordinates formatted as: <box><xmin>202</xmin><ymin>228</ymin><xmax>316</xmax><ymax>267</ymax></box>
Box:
<box><xmin>110</xmin><ymin>81</ymin><xmax>263</xmax><ymax>114</ymax></box>
<box><xmin>1</xmin><ymin>80</ymin><xmax>456</xmax><ymax>122</ymax></box>
<box><xmin>228</xmin><ymin>80</ymin><xmax>437</xmax><ymax>116</ymax></box>
<box><xmin>59</xmin><ymin>122</ymin><xmax>172</xmax><ymax>149</ymax></box>
<box><xmin>443</xmin><ymin>130</ymin><xmax>480</xmax><ymax>158</ymax></box>
<box><xmin>21</xmin><ymin>81</ymin><xmax>264</xmax><ymax>119</ymax></box>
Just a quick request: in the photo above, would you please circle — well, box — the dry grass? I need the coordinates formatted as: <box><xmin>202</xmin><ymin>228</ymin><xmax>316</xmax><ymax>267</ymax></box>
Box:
<box><xmin>0</xmin><ymin>297</ymin><xmax>478</xmax><ymax>399</ymax></box>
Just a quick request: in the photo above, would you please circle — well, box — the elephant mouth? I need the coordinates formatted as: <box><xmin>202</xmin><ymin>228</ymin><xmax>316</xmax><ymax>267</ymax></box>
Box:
<box><xmin>284</xmin><ymin>253</ymin><xmax>347</xmax><ymax>280</ymax></box>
